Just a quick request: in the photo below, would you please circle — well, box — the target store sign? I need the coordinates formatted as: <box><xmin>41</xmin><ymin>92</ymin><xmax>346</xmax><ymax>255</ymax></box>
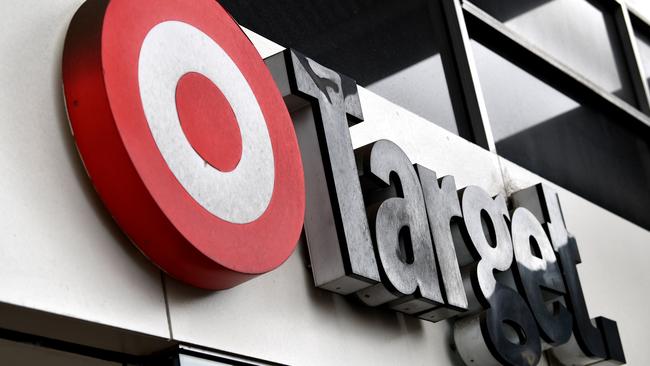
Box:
<box><xmin>62</xmin><ymin>0</ymin><xmax>305</xmax><ymax>289</ymax></box>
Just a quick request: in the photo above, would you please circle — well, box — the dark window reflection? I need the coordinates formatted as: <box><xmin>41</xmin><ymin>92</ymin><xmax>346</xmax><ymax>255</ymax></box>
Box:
<box><xmin>218</xmin><ymin>0</ymin><xmax>462</xmax><ymax>135</ymax></box>
<box><xmin>633</xmin><ymin>24</ymin><xmax>650</xmax><ymax>94</ymax></box>
<box><xmin>472</xmin><ymin>39</ymin><xmax>650</xmax><ymax>230</ymax></box>
<box><xmin>468</xmin><ymin>0</ymin><xmax>636</xmax><ymax>105</ymax></box>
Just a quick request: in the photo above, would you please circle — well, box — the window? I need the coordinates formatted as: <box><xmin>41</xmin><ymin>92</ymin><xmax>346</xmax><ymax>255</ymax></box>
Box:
<box><xmin>468</xmin><ymin>0</ymin><xmax>636</xmax><ymax>105</ymax></box>
<box><xmin>471</xmin><ymin>39</ymin><xmax>650</xmax><ymax>230</ymax></box>
<box><xmin>219</xmin><ymin>0</ymin><xmax>466</xmax><ymax>136</ymax></box>
<box><xmin>632</xmin><ymin>12</ymin><xmax>650</xmax><ymax>95</ymax></box>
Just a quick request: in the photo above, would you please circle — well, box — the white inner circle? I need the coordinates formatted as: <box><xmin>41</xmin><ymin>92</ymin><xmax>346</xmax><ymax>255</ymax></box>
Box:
<box><xmin>138</xmin><ymin>21</ymin><xmax>275</xmax><ymax>224</ymax></box>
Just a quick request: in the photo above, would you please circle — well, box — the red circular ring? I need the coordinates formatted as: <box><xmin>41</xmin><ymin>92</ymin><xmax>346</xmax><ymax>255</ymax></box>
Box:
<box><xmin>62</xmin><ymin>0</ymin><xmax>305</xmax><ymax>289</ymax></box>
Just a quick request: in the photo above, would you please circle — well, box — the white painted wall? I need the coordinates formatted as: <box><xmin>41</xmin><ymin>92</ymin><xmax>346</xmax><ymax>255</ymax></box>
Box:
<box><xmin>0</xmin><ymin>0</ymin><xmax>169</xmax><ymax>339</ymax></box>
<box><xmin>0</xmin><ymin>1</ymin><xmax>648</xmax><ymax>365</ymax></box>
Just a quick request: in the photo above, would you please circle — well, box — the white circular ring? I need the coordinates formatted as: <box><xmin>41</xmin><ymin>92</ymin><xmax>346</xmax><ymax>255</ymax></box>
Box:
<box><xmin>138</xmin><ymin>21</ymin><xmax>275</xmax><ymax>224</ymax></box>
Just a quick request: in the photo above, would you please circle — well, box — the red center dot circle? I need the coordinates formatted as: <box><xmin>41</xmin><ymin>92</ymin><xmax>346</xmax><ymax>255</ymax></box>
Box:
<box><xmin>62</xmin><ymin>0</ymin><xmax>305</xmax><ymax>289</ymax></box>
<box><xmin>176</xmin><ymin>72</ymin><xmax>243</xmax><ymax>172</ymax></box>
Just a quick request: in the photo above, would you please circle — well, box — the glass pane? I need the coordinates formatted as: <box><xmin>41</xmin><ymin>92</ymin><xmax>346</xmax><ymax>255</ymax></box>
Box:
<box><xmin>472</xmin><ymin>39</ymin><xmax>650</xmax><ymax>230</ymax></box>
<box><xmin>634</xmin><ymin>25</ymin><xmax>650</xmax><ymax>93</ymax></box>
<box><xmin>468</xmin><ymin>0</ymin><xmax>636</xmax><ymax>105</ymax></box>
<box><xmin>219</xmin><ymin>0</ymin><xmax>461</xmax><ymax>135</ymax></box>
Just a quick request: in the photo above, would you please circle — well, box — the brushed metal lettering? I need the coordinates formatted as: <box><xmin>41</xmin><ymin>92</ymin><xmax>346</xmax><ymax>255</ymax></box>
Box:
<box><xmin>416</xmin><ymin>165</ymin><xmax>468</xmax><ymax>316</ymax></box>
<box><xmin>288</xmin><ymin>50</ymin><xmax>379</xmax><ymax>294</ymax></box>
<box><xmin>512</xmin><ymin>184</ymin><xmax>625</xmax><ymax>365</ymax></box>
<box><xmin>510</xmin><ymin>207</ymin><xmax>572</xmax><ymax>347</ymax></box>
<box><xmin>355</xmin><ymin>141</ymin><xmax>443</xmax><ymax>313</ymax></box>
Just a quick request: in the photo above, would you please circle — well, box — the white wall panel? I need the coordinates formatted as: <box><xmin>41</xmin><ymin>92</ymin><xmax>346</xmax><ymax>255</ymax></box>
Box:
<box><xmin>165</xmin><ymin>243</ymin><xmax>464</xmax><ymax>366</ymax></box>
<box><xmin>0</xmin><ymin>0</ymin><xmax>169</xmax><ymax>339</ymax></box>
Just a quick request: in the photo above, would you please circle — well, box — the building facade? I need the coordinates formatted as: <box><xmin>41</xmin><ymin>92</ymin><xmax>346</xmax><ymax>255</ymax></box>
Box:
<box><xmin>0</xmin><ymin>0</ymin><xmax>649</xmax><ymax>365</ymax></box>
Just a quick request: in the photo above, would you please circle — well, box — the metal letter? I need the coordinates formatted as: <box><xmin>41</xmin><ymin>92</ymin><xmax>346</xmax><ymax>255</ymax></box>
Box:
<box><xmin>286</xmin><ymin>50</ymin><xmax>380</xmax><ymax>294</ymax></box>
<box><xmin>457</xmin><ymin>186</ymin><xmax>512</xmax><ymax>305</ymax></box>
<box><xmin>355</xmin><ymin>141</ymin><xmax>443</xmax><ymax>314</ymax></box>
<box><xmin>511</xmin><ymin>184</ymin><xmax>625</xmax><ymax>365</ymax></box>
<box><xmin>510</xmin><ymin>207</ymin><xmax>572</xmax><ymax>347</ymax></box>
<box><xmin>454</xmin><ymin>186</ymin><xmax>541</xmax><ymax>365</ymax></box>
<box><xmin>415</xmin><ymin>166</ymin><xmax>468</xmax><ymax>322</ymax></box>
<box><xmin>454</xmin><ymin>286</ymin><xmax>541</xmax><ymax>366</ymax></box>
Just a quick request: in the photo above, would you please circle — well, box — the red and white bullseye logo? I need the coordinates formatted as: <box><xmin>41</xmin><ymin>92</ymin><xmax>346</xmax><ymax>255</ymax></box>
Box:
<box><xmin>139</xmin><ymin>21</ymin><xmax>276</xmax><ymax>224</ymax></box>
<box><xmin>62</xmin><ymin>0</ymin><xmax>305</xmax><ymax>289</ymax></box>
